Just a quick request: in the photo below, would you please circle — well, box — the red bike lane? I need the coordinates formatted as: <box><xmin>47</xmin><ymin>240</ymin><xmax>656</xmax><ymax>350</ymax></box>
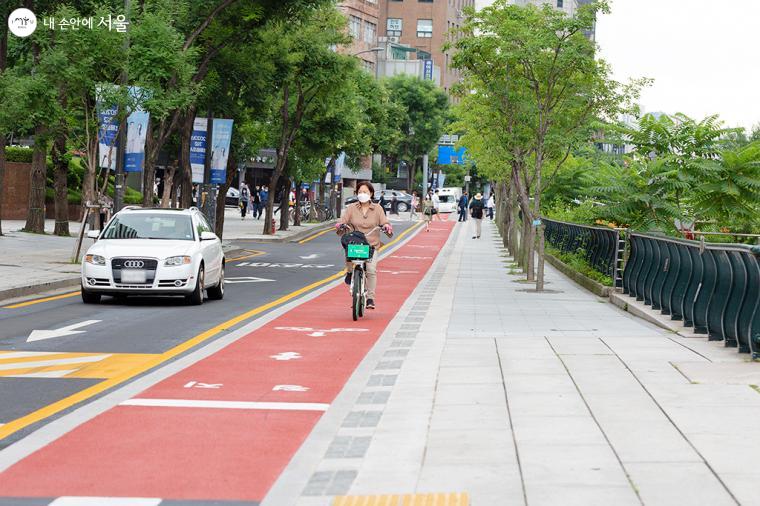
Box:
<box><xmin>0</xmin><ymin>221</ymin><xmax>454</xmax><ymax>502</ymax></box>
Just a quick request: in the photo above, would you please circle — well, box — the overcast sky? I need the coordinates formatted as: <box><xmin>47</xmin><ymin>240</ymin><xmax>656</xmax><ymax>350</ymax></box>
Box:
<box><xmin>473</xmin><ymin>0</ymin><xmax>760</xmax><ymax>132</ymax></box>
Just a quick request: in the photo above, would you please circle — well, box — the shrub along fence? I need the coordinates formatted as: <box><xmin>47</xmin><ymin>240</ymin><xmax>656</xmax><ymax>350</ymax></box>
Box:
<box><xmin>542</xmin><ymin>218</ymin><xmax>625</xmax><ymax>288</ymax></box>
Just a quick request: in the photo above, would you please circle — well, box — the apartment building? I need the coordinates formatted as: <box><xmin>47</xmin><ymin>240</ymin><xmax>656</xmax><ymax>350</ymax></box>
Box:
<box><xmin>339</xmin><ymin>0</ymin><xmax>381</xmax><ymax>73</ymax></box>
<box><xmin>378</xmin><ymin>0</ymin><xmax>475</xmax><ymax>95</ymax></box>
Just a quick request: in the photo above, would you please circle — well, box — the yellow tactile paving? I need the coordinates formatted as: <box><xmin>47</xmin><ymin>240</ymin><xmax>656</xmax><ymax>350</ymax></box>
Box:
<box><xmin>0</xmin><ymin>351</ymin><xmax>159</xmax><ymax>379</ymax></box>
<box><xmin>333</xmin><ymin>493</ymin><xmax>469</xmax><ymax>506</ymax></box>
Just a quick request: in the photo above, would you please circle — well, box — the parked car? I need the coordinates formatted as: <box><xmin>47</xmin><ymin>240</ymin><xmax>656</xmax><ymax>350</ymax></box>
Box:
<box><xmin>436</xmin><ymin>187</ymin><xmax>462</xmax><ymax>213</ymax></box>
<box><xmin>345</xmin><ymin>189</ymin><xmax>413</xmax><ymax>213</ymax></box>
<box><xmin>81</xmin><ymin>207</ymin><xmax>225</xmax><ymax>305</ymax></box>
<box><xmin>225</xmin><ymin>187</ymin><xmax>240</xmax><ymax>207</ymax></box>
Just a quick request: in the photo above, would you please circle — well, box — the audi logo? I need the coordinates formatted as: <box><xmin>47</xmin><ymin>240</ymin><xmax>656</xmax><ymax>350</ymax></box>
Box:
<box><xmin>123</xmin><ymin>260</ymin><xmax>145</xmax><ymax>269</ymax></box>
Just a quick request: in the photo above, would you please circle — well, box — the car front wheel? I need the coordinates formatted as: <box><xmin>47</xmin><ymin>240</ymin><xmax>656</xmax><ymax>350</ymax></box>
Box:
<box><xmin>186</xmin><ymin>266</ymin><xmax>205</xmax><ymax>305</ymax></box>
<box><xmin>397</xmin><ymin>202</ymin><xmax>409</xmax><ymax>212</ymax></box>
<box><xmin>81</xmin><ymin>284</ymin><xmax>101</xmax><ymax>304</ymax></box>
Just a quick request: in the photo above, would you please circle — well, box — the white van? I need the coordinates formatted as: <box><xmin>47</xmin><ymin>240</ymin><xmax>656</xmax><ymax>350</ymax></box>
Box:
<box><xmin>436</xmin><ymin>187</ymin><xmax>462</xmax><ymax>213</ymax></box>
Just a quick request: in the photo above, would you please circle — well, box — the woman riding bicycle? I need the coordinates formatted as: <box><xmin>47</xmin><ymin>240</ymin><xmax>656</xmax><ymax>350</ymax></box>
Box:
<box><xmin>336</xmin><ymin>181</ymin><xmax>393</xmax><ymax>310</ymax></box>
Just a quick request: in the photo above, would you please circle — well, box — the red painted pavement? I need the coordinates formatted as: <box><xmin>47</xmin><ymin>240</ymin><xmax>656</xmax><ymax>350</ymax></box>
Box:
<box><xmin>0</xmin><ymin>221</ymin><xmax>454</xmax><ymax>501</ymax></box>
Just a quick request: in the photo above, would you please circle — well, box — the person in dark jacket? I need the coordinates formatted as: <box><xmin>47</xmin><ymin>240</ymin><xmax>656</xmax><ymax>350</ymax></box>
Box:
<box><xmin>252</xmin><ymin>185</ymin><xmax>262</xmax><ymax>219</ymax></box>
<box><xmin>458</xmin><ymin>192</ymin><xmax>469</xmax><ymax>222</ymax></box>
<box><xmin>469</xmin><ymin>192</ymin><xmax>485</xmax><ymax>239</ymax></box>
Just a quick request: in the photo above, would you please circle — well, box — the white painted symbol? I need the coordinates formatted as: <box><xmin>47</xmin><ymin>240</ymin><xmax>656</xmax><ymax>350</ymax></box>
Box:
<box><xmin>183</xmin><ymin>381</ymin><xmax>223</xmax><ymax>389</ymax></box>
<box><xmin>238</xmin><ymin>262</ymin><xmax>333</xmax><ymax>269</ymax></box>
<box><xmin>299</xmin><ymin>254</ymin><xmax>319</xmax><ymax>259</ymax></box>
<box><xmin>273</xmin><ymin>384</ymin><xmax>310</xmax><ymax>392</ymax></box>
<box><xmin>379</xmin><ymin>270</ymin><xmax>419</xmax><ymax>275</ymax></box>
<box><xmin>224</xmin><ymin>276</ymin><xmax>275</xmax><ymax>284</ymax></box>
<box><xmin>408</xmin><ymin>245</ymin><xmax>434</xmax><ymax>248</ymax></box>
<box><xmin>270</xmin><ymin>352</ymin><xmax>302</xmax><ymax>361</ymax></box>
<box><xmin>27</xmin><ymin>320</ymin><xmax>102</xmax><ymax>343</ymax></box>
<box><xmin>390</xmin><ymin>256</ymin><xmax>432</xmax><ymax>260</ymax></box>
<box><xmin>275</xmin><ymin>327</ymin><xmax>369</xmax><ymax>337</ymax></box>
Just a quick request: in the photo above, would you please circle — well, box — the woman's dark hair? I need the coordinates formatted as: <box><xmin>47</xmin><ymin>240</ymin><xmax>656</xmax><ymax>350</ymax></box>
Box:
<box><xmin>356</xmin><ymin>181</ymin><xmax>375</xmax><ymax>198</ymax></box>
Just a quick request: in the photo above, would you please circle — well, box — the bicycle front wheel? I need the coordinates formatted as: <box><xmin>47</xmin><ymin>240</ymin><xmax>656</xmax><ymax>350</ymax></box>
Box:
<box><xmin>352</xmin><ymin>266</ymin><xmax>363</xmax><ymax>321</ymax></box>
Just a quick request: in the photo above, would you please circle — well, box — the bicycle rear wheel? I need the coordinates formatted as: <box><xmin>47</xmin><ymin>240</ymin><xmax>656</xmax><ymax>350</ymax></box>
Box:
<box><xmin>352</xmin><ymin>266</ymin><xmax>363</xmax><ymax>321</ymax></box>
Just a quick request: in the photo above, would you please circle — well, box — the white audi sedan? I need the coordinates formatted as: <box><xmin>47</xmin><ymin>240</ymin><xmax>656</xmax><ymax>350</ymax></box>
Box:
<box><xmin>81</xmin><ymin>207</ymin><xmax>225</xmax><ymax>305</ymax></box>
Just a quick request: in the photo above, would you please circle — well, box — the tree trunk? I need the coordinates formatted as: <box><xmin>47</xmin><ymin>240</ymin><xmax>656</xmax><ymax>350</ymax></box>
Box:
<box><xmin>161</xmin><ymin>164</ymin><xmax>176</xmax><ymax>208</ymax></box>
<box><xmin>0</xmin><ymin>12</ymin><xmax>7</xmax><ymax>236</ymax></box>
<box><xmin>179</xmin><ymin>110</ymin><xmax>195</xmax><ymax>208</ymax></box>
<box><xmin>142</xmin><ymin>119</ymin><xmax>155</xmax><ymax>206</ymax></box>
<box><xmin>279</xmin><ymin>175</ymin><xmax>290</xmax><ymax>232</ymax></box>
<box><xmin>51</xmin><ymin>133</ymin><xmax>70</xmax><ymax>236</ymax></box>
<box><xmin>25</xmin><ymin>130</ymin><xmax>47</xmax><ymax>233</ymax></box>
<box><xmin>536</xmin><ymin>224</ymin><xmax>546</xmax><ymax>291</ymax></box>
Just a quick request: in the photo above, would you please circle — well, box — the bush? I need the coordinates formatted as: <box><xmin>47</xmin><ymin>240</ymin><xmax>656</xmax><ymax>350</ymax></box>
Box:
<box><xmin>5</xmin><ymin>146</ymin><xmax>33</xmax><ymax>163</ymax></box>
<box><xmin>546</xmin><ymin>245</ymin><xmax>614</xmax><ymax>286</ymax></box>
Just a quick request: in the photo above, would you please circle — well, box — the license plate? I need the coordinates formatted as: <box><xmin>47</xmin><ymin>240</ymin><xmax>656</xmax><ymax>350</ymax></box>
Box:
<box><xmin>121</xmin><ymin>269</ymin><xmax>147</xmax><ymax>283</ymax></box>
<box><xmin>347</xmin><ymin>244</ymin><xmax>370</xmax><ymax>259</ymax></box>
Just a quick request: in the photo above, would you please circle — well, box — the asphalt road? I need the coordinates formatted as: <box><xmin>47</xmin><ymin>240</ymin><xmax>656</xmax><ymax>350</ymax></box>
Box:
<box><xmin>0</xmin><ymin>217</ymin><xmax>419</xmax><ymax>447</ymax></box>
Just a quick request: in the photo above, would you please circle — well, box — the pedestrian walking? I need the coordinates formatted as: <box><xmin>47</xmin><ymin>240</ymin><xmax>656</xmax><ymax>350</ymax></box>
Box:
<box><xmin>252</xmin><ymin>185</ymin><xmax>261</xmax><ymax>219</ymax></box>
<box><xmin>422</xmin><ymin>194</ymin><xmax>434</xmax><ymax>231</ymax></box>
<box><xmin>240</xmin><ymin>183</ymin><xmax>250</xmax><ymax>219</ymax></box>
<box><xmin>469</xmin><ymin>192</ymin><xmax>485</xmax><ymax>239</ymax></box>
<box><xmin>432</xmin><ymin>189</ymin><xmax>442</xmax><ymax>221</ymax></box>
<box><xmin>487</xmin><ymin>192</ymin><xmax>495</xmax><ymax>220</ymax></box>
<box><xmin>410</xmin><ymin>191</ymin><xmax>419</xmax><ymax>221</ymax></box>
<box><xmin>458</xmin><ymin>191</ymin><xmax>469</xmax><ymax>222</ymax></box>
<box><xmin>259</xmin><ymin>185</ymin><xmax>269</xmax><ymax>219</ymax></box>
<box><xmin>390</xmin><ymin>193</ymin><xmax>399</xmax><ymax>215</ymax></box>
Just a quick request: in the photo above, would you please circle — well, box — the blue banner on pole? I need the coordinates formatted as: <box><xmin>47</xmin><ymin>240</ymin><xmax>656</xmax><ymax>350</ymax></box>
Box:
<box><xmin>423</xmin><ymin>60</ymin><xmax>433</xmax><ymax>81</ymax></box>
<box><xmin>96</xmin><ymin>86</ymin><xmax>119</xmax><ymax>170</ymax></box>
<box><xmin>190</xmin><ymin>118</ymin><xmax>208</xmax><ymax>184</ymax></box>
<box><xmin>436</xmin><ymin>145</ymin><xmax>466</xmax><ymax>165</ymax></box>
<box><xmin>210</xmin><ymin>119</ymin><xmax>234</xmax><ymax>184</ymax></box>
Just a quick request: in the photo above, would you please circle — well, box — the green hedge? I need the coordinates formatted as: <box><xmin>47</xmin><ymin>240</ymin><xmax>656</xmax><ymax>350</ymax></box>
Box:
<box><xmin>4</xmin><ymin>146</ymin><xmax>34</xmax><ymax>163</ymax></box>
<box><xmin>545</xmin><ymin>245</ymin><xmax>614</xmax><ymax>286</ymax></box>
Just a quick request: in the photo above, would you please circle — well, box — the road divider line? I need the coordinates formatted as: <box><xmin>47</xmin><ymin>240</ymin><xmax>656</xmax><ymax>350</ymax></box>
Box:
<box><xmin>297</xmin><ymin>226</ymin><xmax>335</xmax><ymax>244</ymax></box>
<box><xmin>227</xmin><ymin>249</ymin><xmax>266</xmax><ymax>262</ymax></box>
<box><xmin>0</xmin><ymin>220</ymin><xmax>423</xmax><ymax>441</ymax></box>
<box><xmin>3</xmin><ymin>291</ymin><xmax>80</xmax><ymax>309</ymax></box>
<box><xmin>121</xmin><ymin>398</ymin><xmax>330</xmax><ymax>411</ymax></box>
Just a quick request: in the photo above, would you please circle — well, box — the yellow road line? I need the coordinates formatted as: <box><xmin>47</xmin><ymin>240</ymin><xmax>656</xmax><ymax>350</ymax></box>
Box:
<box><xmin>227</xmin><ymin>249</ymin><xmax>266</xmax><ymax>262</ymax></box>
<box><xmin>333</xmin><ymin>493</ymin><xmax>469</xmax><ymax>506</ymax></box>
<box><xmin>3</xmin><ymin>291</ymin><xmax>81</xmax><ymax>309</ymax></box>
<box><xmin>0</xmin><ymin>220</ymin><xmax>423</xmax><ymax>441</ymax></box>
<box><xmin>297</xmin><ymin>226</ymin><xmax>335</xmax><ymax>244</ymax></box>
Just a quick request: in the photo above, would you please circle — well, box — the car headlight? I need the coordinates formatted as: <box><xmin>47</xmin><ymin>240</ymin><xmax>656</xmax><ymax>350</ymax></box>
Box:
<box><xmin>84</xmin><ymin>254</ymin><xmax>106</xmax><ymax>266</ymax></box>
<box><xmin>165</xmin><ymin>256</ymin><xmax>192</xmax><ymax>266</ymax></box>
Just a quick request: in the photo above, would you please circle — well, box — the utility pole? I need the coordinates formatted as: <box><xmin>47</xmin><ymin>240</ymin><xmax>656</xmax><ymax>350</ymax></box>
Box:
<box><xmin>422</xmin><ymin>154</ymin><xmax>429</xmax><ymax>196</ymax></box>
<box><xmin>201</xmin><ymin>108</ymin><xmax>216</xmax><ymax>230</ymax></box>
<box><xmin>113</xmin><ymin>0</ymin><xmax>130</xmax><ymax>213</ymax></box>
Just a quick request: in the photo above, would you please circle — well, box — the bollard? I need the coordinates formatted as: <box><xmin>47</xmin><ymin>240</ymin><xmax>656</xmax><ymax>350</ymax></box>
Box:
<box><xmin>271</xmin><ymin>218</ymin><xmax>276</xmax><ymax>235</ymax></box>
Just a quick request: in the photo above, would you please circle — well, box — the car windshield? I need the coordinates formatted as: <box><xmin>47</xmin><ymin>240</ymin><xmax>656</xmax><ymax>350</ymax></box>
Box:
<box><xmin>438</xmin><ymin>195</ymin><xmax>453</xmax><ymax>203</ymax></box>
<box><xmin>102</xmin><ymin>213</ymin><xmax>195</xmax><ymax>241</ymax></box>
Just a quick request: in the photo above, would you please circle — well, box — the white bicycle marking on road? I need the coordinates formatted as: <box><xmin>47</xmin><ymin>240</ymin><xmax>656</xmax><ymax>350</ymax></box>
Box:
<box><xmin>121</xmin><ymin>398</ymin><xmax>329</xmax><ymax>411</ymax></box>
<box><xmin>273</xmin><ymin>384</ymin><xmax>310</xmax><ymax>392</ymax></box>
<box><xmin>235</xmin><ymin>262</ymin><xmax>334</xmax><ymax>269</ymax></box>
<box><xmin>270</xmin><ymin>352</ymin><xmax>302</xmax><ymax>361</ymax></box>
<box><xmin>184</xmin><ymin>381</ymin><xmax>223</xmax><ymax>389</ymax></box>
<box><xmin>378</xmin><ymin>270</ymin><xmax>420</xmax><ymax>275</ymax></box>
<box><xmin>274</xmin><ymin>326</ymin><xmax>369</xmax><ymax>337</ymax></box>
<box><xmin>389</xmin><ymin>256</ymin><xmax>432</xmax><ymax>260</ymax></box>
<box><xmin>224</xmin><ymin>276</ymin><xmax>275</xmax><ymax>284</ymax></box>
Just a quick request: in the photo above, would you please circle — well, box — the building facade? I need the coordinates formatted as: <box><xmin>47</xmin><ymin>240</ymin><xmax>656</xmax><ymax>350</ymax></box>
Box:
<box><xmin>339</xmin><ymin>0</ymin><xmax>381</xmax><ymax>73</ymax></box>
<box><xmin>378</xmin><ymin>0</ymin><xmax>474</xmax><ymax>95</ymax></box>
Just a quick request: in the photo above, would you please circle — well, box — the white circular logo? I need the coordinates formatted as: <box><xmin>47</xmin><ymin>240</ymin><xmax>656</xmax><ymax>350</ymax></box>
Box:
<box><xmin>8</xmin><ymin>8</ymin><xmax>37</xmax><ymax>38</ymax></box>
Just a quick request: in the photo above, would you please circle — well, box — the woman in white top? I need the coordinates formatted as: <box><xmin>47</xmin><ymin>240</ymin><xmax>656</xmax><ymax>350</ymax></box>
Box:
<box><xmin>487</xmin><ymin>193</ymin><xmax>495</xmax><ymax>220</ymax></box>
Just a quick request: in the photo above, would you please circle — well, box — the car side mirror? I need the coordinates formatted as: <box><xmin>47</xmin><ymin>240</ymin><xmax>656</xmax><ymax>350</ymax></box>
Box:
<box><xmin>86</xmin><ymin>230</ymin><xmax>100</xmax><ymax>240</ymax></box>
<box><xmin>200</xmin><ymin>231</ymin><xmax>218</xmax><ymax>241</ymax></box>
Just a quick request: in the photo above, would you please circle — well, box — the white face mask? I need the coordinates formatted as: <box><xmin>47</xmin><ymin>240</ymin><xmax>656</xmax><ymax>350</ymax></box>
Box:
<box><xmin>357</xmin><ymin>193</ymin><xmax>371</xmax><ymax>203</ymax></box>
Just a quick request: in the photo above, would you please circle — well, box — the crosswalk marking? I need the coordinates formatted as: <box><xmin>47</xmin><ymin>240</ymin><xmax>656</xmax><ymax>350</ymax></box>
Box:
<box><xmin>0</xmin><ymin>351</ymin><xmax>159</xmax><ymax>379</ymax></box>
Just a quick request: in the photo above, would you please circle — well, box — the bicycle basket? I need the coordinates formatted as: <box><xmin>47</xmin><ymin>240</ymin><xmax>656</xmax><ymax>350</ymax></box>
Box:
<box><xmin>342</xmin><ymin>231</ymin><xmax>373</xmax><ymax>260</ymax></box>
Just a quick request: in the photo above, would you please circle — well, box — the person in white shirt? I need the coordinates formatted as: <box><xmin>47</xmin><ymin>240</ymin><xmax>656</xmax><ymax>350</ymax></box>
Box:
<box><xmin>487</xmin><ymin>193</ymin><xmax>495</xmax><ymax>220</ymax></box>
<box><xmin>432</xmin><ymin>189</ymin><xmax>442</xmax><ymax>221</ymax></box>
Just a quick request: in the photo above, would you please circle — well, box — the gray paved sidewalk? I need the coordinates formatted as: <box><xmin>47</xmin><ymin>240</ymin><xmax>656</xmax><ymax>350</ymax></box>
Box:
<box><xmin>265</xmin><ymin>218</ymin><xmax>760</xmax><ymax>506</ymax></box>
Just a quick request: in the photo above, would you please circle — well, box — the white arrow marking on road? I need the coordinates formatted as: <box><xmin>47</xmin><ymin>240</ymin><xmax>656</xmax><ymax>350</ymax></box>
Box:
<box><xmin>270</xmin><ymin>352</ymin><xmax>302</xmax><ymax>361</ymax></box>
<box><xmin>275</xmin><ymin>326</ymin><xmax>369</xmax><ymax>337</ymax></box>
<box><xmin>224</xmin><ymin>276</ymin><xmax>275</xmax><ymax>284</ymax></box>
<box><xmin>27</xmin><ymin>320</ymin><xmax>102</xmax><ymax>343</ymax></box>
<box><xmin>273</xmin><ymin>384</ymin><xmax>310</xmax><ymax>392</ymax></box>
<box><xmin>299</xmin><ymin>253</ymin><xmax>319</xmax><ymax>260</ymax></box>
<box><xmin>184</xmin><ymin>381</ymin><xmax>223</xmax><ymax>389</ymax></box>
